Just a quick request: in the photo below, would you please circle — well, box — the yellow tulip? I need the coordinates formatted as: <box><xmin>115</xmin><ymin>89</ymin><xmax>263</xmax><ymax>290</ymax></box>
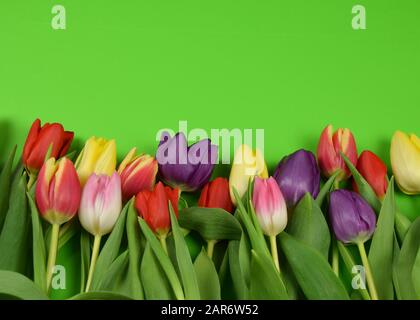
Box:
<box><xmin>76</xmin><ymin>137</ymin><xmax>117</xmax><ymax>186</ymax></box>
<box><xmin>390</xmin><ymin>131</ymin><xmax>420</xmax><ymax>195</ymax></box>
<box><xmin>229</xmin><ymin>144</ymin><xmax>268</xmax><ymax>205</ymax></box>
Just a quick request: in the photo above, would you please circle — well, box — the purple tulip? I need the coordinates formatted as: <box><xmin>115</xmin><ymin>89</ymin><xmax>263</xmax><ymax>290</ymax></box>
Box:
<box><xmin>273</xmin><ymin>149</ymin><xmax>320</xmax><ymax>208</ymax></box>
<box><xmin>156</xmin><ymin>131</ymin><xmax>218</xmax><ymax>192</ymax></box>
<box><xmin>329</xmin><ymin>190</ymin><xmax>376</xmax><ymax>244</ymax></box>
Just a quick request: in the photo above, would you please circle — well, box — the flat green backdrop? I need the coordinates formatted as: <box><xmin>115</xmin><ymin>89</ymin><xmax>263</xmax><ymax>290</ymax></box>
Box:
<box><xmin>0</xmin><ymin>0</ymin><xmax>419</xmax><ymax>298</ymax></box>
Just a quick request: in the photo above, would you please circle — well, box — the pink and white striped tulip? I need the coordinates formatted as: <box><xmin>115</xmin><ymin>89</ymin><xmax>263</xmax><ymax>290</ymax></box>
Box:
<box><xmin>36</xmin><ymin>157</ymin><xmax>81</xmax><ymax>225</ymax></box>
<box><xmin>79</xmin><ymin>172</ymin><xmax>122</xmax><ymax>236</ymax></box>
<box><xmin>252</xmin><ymin>177</ymin><xmax>288</xmax><ymax>237</ymax></box>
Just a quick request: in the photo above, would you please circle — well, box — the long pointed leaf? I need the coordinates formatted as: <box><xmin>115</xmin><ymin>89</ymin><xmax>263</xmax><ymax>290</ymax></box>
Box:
<box><xmin>90</xmin><ymin>201</ymin><xmax>129</xmax><ymax>290</ymax></box>
<box><xmin>138</xmin><ymin>217</ymin><xmax>184</xmax><ymax>300</ymax></box>
<box><xmin>279</xmin><ymin>232</ymin><xmax>349</xmax><ymax>300</ymax></box>
<box><xmin>169</xmin><ymin>203</ymin><xmax>200</xmax><ymax>299</ymax></box>
<box><xmin>0</xmin><ymin>146</ymin><xmax>16</xmax><ymax>231</ymax></box>
<box><xmin>126</xmin><ymin>202</ymin><xmax>144</xmax><ymax>299</ymax></box>
<box><xmin>368</xmin><ymin>178</ymin><xmax>396</xmax><ymax>300</ymax></box>
<box><xmin>27</xmin><ymin>193</ymin><xmax>47</xmax><ymax>293</ymax></box>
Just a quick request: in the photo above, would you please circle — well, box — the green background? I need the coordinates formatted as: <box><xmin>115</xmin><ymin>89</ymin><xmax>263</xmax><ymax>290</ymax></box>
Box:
<box><xmin>0</xmin><ymin>0</ymin><xmax>419</xmax><ymax>298</ymax></box>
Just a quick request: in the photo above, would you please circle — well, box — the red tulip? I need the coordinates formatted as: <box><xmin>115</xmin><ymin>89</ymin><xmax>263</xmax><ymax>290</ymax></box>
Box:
<box><xmin>36</xmin><ymin>157</ymin><xmax>81</xmax><ymax>225</ymax></box>
<box><xmin>135</xmin><ymin>182</ymin><xmax>179</xmax><ymax>236</ymax></box>
<box><xmin>118</xmin><ymin>149</ymin><xmax>158</xmax><ymax>202</ymax></box>
<box><xmin>353</xmin><ymin>150</ymin><xmax>388</xmax><ymax>199</ymax></box>
<box><xmin>317</xmin><ymin>125</ymin><xmax>358</xmax><ymax>181</ymax></box>
<box><xmin>23</xmin><ymin>119</ymin><xmax>74</xmax><ymax>174</ymax></box>
<box><xmin>198</xmin><ymin>177</ymin><xmax>233</xmax><ymax>213</ymax></box>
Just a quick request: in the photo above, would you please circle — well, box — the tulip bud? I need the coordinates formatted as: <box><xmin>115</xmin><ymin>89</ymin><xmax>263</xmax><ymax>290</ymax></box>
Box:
<box><xmin>229</xmin><ymin>144</ymin><xmax>268</xmax><ymax>205</ymax></box>
<box><xmin>390</xmin><ymin>131</ymin><xmax>420</xmax><ymax>195</ymax></box>
<box><xmin>79</xmin><ymin>172</ymin><xmax>122</xmax><ymax>236</ymax></box>
<box><xmin>118</xmin><ymin>148</ymin><xmax>158</xmax><ymax>202</ymax></box>
<box><xmin>135</xmin><ymin>182</ymin><xmax>179</xmax><ymax>236</ymax></box>
<box><xmin>76</xmin><ymin>137</ymin><xmax>117</xmax><ymax>186</ymax></box>
<box><xmin>252</xmin><ymin>177</ymin><xmax>288</xmax><ymax>237</ymax></box>
<box><xmin>156</xmin><ymin>132</ymin><xmax>218</xmax><ymax>192</ymax></box>
<box><xmin>23</xmin><ymin>119</ymin><xmax>74</xmax><ymax>174</ymax></box>
<box><xmin>329</xmin><ymin>190</ymin><xmax>376</xmax><ymax>244</ymax></box>
<box><xmin>353</xmin><ymin>150</ymin><xmax>388</xmax><ymax>199</ymax></box>
<box><xmin>198</xmin><ymin>177</ymin><xmax>234</xmax><ymax>213</ymax></box>
<box><xmin>273</xmin><ymin>149</ymin><xmax>320</xmax><ymax>208</ymax></box>
<box><xmin>36</xmin><ymin>157</ymin><xmax>81</xmax><ymax>225</ymax></box>
<box><xmin>317</xmin><ymin>125</ymin><xmax>358</xmax><ymax>181</ymax></box>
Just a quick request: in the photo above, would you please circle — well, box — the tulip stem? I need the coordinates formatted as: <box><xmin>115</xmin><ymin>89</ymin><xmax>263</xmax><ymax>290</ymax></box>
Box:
<box><xmin>46</xmin><ymin>223</ymin><xmax>60</xmax><ymax>293</ymax></box>
<box><xmin>332</xmin><ymin>240</ymin><xmax>339</xmax><ymax>276</ymax></box>
<box><xmin>269</xmin><ymin>235</ymin><xmax>281</xmax><ymax>273</ymax></box>
<box><xmin>159</xmin><ymin>234</ymin><xmax>168</xmax><ymax>255</ymax></box>
<box><xmin>357</xmin><ymin>241</ymin><xmax>379</xmax><ymax>300</ymax></box>
<box><xmin>207</xmin><ymin>240</ymin><xmax>217</xmax><ymax>259</ymax></box>
<box><xmin>85</xmin><ymin>235</ymin><xmax>102</xmax><ymax>293</ymax></box>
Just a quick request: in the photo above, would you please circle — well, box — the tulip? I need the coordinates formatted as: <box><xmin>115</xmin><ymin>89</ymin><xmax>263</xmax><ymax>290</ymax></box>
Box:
<box><xmin>118</xmin><ymin>148</ymin><xmax>158</xmax><ymax>202</ymax></box>
<box><xmin>135</xmin><ymin>182</ymin><xmax>179</xmax><ymax>254</ymax></box>
<box><xmin>353</xmin><ymin>151</ymin><xmax>388</xmax><ymax>199</ymax></box>
<box><xmin>390</xmin><ymin>131</ymin><xmax>420</xmax><ymax>195</ymax></box>
<box><xmin>273</xmin><ymin>149</ymin><xmax>320</xmax><ymax>208</ymax></box>
<box><xmin>317</xmin><ymin>125</ymin><xmax>358</xmax><ymax>181</ymax></box>
<box><xmin>156</xmin><ymin>132</ymin><xmax>218</xmax><ymax>192</ymax></box>
<box><xmin>36</xmin><ymin>157</ymin><xmax>81</xmax><ymax>225</ymax></box>
<box><xmin>198</xmin><ymin>177</ymin><xmax>233</xmax><ymax>213</ymax></box>
<box><xmin>252</xmin><ymin>177</ymin><xmax>287</xmax><ymax>272</ymax></box>
<box><xmin>79</xmin><ymin>172</ymin><xmax>122</xmax><ymax>237</ymax></box>
<box><xmin>76</xmin><ymin>137</ymin><xmax>117</xmax><ymax>186</ymax></box>
<box><xmin>329</xmin><ymin>189</ymin><xmax>378</xmax><ymax>299</ymax></box>
<box><xmin>229</xmin><ymin>144</ymin><xmax>268</xmax><ymax>205</ymax></box>
<box><xmin>35</xmin><ymin>157</ymin><xmax>81</xmax><ymax>291</ymax></box>
<box><xmin>79</xmin><ymin>172</ymin><xmax>122</xmax><ymax>292</ymax></box>
<box><xmin>23</xmin><ymin>119</ymin><xmax>74</xmax><ymax>176</ymax></box>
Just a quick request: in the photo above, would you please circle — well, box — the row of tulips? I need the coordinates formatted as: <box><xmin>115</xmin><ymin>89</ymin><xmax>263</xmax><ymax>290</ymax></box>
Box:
<box><xmin>0</xmin><ymin>119</ymin><xmax>419</xmax><ymax>300</ymax></box>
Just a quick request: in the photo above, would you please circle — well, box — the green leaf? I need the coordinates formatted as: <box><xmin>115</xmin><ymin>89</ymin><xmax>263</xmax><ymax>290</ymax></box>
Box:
<box><xmin>337</xmin><ymin>242</ymin><xmax>370</xmax><ymax>300</ymax></box>
<box><xmin>194</xmin><ymin>248</ymin><xmax>221</xmax><ymax>300</ymax></box>
<box><xmin>97</xmin><ymin>250</ymin><xmax>133</xmax><ymax>297</ymax></box>
<box><xmin>90</xmin><ymin>201</ymin><xmax>129</xmax><ymax>290</ymax></box>
<box><xmin>279</xmin><ymin>232</ymin><xmax>349</xmax><ymax>300</ymax></box>
<box><xmin>138</xmin><ymin>217</ymin><xmax>184</xmax><ymax>300</ymax></box>
<box><xmin>80</xmin><ymin>230</ymin><xmax>91</xmax><ymax>293</ymax></box>
<box><xmin>315</xmin><ymin>170</ymin><xmax>340</xmax><ymax>207</ymax></box>
<box><xmin>368</xmin><ymin>178</ymin><xmax>396</xmax><ymax>300</ymax></box>
<box><xmin>0</xmin><ymin>172</ymin><xmax>30</xmax><ymax>275</ymax></box>
<box><xmin>340</xmin><ymin>152</ymin><xmax>381</xmax><ymax>212</ymax></box>
<box><xmin>228</xmin><ymin>239</ymin><xmax>248</xmax><ymax>299</ymax></box>
<box><xmin>248</xmin><ymin>250</ymin><xmax>289</xmax><ymax>300</ymax></box>
<box><xmin>287</xmin><ymin>193</ymin><xmax>330</xmax><ymax>259</ymax></box>
<box><xmin>169</xmin><ymin>203</ymin><xmax>200</xmax><ymax>299</ymax></box>
<box><xmin>141</xmin><ymin>243</ymin><xmax>175</xmax><ymax>300</ymax></box>
<box><xmin>0</xmin><ymin>270</ymin><xmax>49</xmax><ymax>300</ymax></box>
<box><xmin>178</xmin><ymin>207</ymin><xmax>242</xmax><ymax>241</ymax></box>
<box><xmin>27</xmin><ymin>193</ymin><xmax>47</xmax><ymax>293</ymax></box>
<box><xmin>232</xmin><ymin>188</ymin><xmax>268</xmax><ymax>256</ymax></box>
<box><xmin>392</xmin><ymin>234</ymin><xmax>402</xmax><ymax>300</ymax></box>
<box><xmin>394</xmin><ymin>216</ymin><xmax>420</xmax><ymax>300</ymax></box>
<box><xmin>238</xmin><ymin>232</ymin><xmax>251</xmax><ymax>288</ymax></box>
<box><xmin>412</xmin><ymin>246</ymin><xmax>420</xmax><ymax>299</ymax></box>
<box><xmin>126</xmin><ymin>202</ymin><xmax>144</xmax><ymax>300</ymax></box>
<box><xmin>0</xmin><ymin>146</ymin><xmax>16</xmax><ymax>231</ymax></box>
<box><xmin>69</xmin><ymin>291</ymin><xmax>132</xmax><ymax>300</ymax></box>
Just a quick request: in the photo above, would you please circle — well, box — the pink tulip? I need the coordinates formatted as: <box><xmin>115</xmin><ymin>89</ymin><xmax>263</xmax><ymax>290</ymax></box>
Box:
<box><xmin>252</xmin><ymin>177</ymin><xmax>288</xmax><ymax>237</ymax></box>
<box><xmin>79</xmin><ymin>172</ymin><xmax>122</xmax><ymax>236</ymax></box>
